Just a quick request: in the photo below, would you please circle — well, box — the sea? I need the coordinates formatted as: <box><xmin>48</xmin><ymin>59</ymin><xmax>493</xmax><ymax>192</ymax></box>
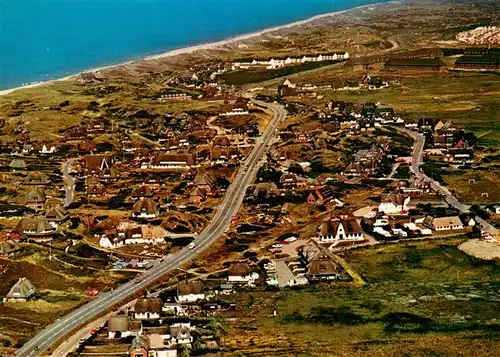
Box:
<box><xmin>0</xmin><ymin>0</ymin><xmax>386</xmax><ymax>90</ymax></box>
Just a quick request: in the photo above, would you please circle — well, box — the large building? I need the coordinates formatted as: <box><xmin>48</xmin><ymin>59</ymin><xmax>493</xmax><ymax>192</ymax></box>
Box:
<box><xmin>384</xmin><ymin>58</ymin><xmax>446</xmax><ymax>72</ymax></box>
<box><xmin>454</xmin><ymin>48</ymin><xmax>500</xmax><ymax>70</ymax></box>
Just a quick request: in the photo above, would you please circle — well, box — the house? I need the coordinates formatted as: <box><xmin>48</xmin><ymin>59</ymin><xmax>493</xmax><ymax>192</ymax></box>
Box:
<box><xmin>227</xmin><ymin>262</ymin><xmax>259</xmax><ymax>285</ymax></box>
<box><xmin>25</xmin><ymin>189</ymin><xmax>46</xmax><ymax>210</ymax></box>
<box><xmin>170</xmin><ymin>322</ymin><xmax>193</xmax><ymax>346</ymax></box>
<box><xmin>147</xmin><ymin>153</ymin><xmax>196</xmax><ymax>170</ymax></box>
<box><xmin>23</xmin><ymin>172</ymin><xmax>50</xmax><ymax>186</ymax></box>
<box><xmin>99</xmin><ymin>167</ymin><xmax>119</xmax><ymax>182</ymax></box>
<box><xmin>131</xmin><ymin>185</ymin><xmax>154</xmax><ymax>199</ymax></box>
<box><xmin>442</xmin><ymin>149</ymin><xmax>474</xmax><ymax>163</ymax></box>
<box><xmin>144</xmin><ymin>326</ymin><xmax>175</xmax><ymax>352</ymax></box>
<box><xmin>189</xmin><ymin>187</ymin><xmax>207</xmax><ymax>205</ymax></box>
<box><xmin>307</xmin><ymin>188</ymin><xmax>334</xmax><ymax>205</ymax></box>
<box><xmin>108</xmin><ymin>315</ymin><xmax>142</xmax><ymax>339</ymax></box>
<box><xmin>177</xmin><ymin>280</ymin><xmax>205</xmax><ymax>303</ymax></box>
<box><xmin>0</xmin><ymin>240</ymin><xmax>21</xmax><ymax>256</ymax></box>
<box><xmin>121</xmin><ymin>226</ymin><xmax>165</xmax><ymax>245</ymax></box>
<box><xmin>39</xmin><ymin>144</ymin><xmax>57</xmax><ymax>155</ymax></box>
<box><xmin>139</xmin><ymin>225</ymin><xmax>167</xmax><ymax>243</ymax></box>
<box><xmin>423</xmin><ymin>216</ymin><xmax>464</xmax><ymax>231</ymax></box>
<box><xmin>45</xmin><ymin>204</ymin><xmax>69</xmax><ymax>226</ymax></box>
<box><xmin>3</xmin><ymin>277</ymin><xmax>36</xmax><ymax>302</ymax></box>
<box><xmin>280</xmin><ymin>173</ymin><xmax>298</xmax><ymax>188</ymax></box>
<box><xmin>132</xmin><ymin>198</ymin><xmax>158</xmax><ymax>219</ymax></box>
<box><xmin>251</xmin><ymin>182</ymin><xmax>281</xmax><ymax>200</ymax></box>
<box><xmin>212</xmin><ymin>136</ymin><xmax>231</xmax><ymax>147</ymax></box>
<box><xmin>134</xmin><ymin>298</ymin><xmax>163</xmax><ymax>320</ymax></box>
<box><xmin>403</xmin><ymin>177</ymin><xmax>435</xmax><ymax>196</ymax></box>
<box><xmin>316</xmin><ymin>215</ymin><xmax>364</xmax><ymax>244</ymax></box>
<box><xmin>300</xmin><ymin>241</ymin><xmax>344</xmax><ymax>282</ymax></box>
<box><xmin>85</xmin><ymin>176</ymin><xmax>106</xmax><ymax>196</ymax></box>
<box><xmin>129</xmin><ymin>335</ymin><xmax>150</xmax><ymax>357</ymax></box>
<box><xmin>64</xmin><ymin>128</ymin><xmax>88</xmax><ymax>142</ymax></box>
<box><xmin>86</xmin><ymin>155</ymin><xmax>113</xmax><ymax>175</ymax></box>
<box><xmin>10</xmin><ymin>217</ymin><xmax>56</xmax><ymax>240</ymax></box>
<box><xmin>193</xmin><ymin>173</ymin><xmax>218</xmax><ymax>194</ymax></box>
<box><xmin>378</xmin><ymin>193</ymin><xmax>410</xmax><ymax>215</ymax></box>
<box><xmin>9</xmin><ymin>159</ymin><xmax>27</xmax><ymax>170</ymax></box>
<box><xmin>99</xmin><ymin>234</ymin><xmax>124</xmax><ymax>248</ymax></box>
<box><xmin>492</xmin><ymin>205</ymin><xmax>500</xmax><ymax>215</ymax></box>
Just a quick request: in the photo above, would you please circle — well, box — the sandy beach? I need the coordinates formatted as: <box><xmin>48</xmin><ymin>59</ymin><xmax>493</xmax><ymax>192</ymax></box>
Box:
<box><xmin>0</xmin><ymin>1</ymin><xmax>391</xmax><ymax>97</ymax></box>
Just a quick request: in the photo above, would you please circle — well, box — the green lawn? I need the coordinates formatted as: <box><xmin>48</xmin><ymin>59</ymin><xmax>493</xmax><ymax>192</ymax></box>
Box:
<box><xmin>221</xmin><ymin>237</ymin><xmax>500</xmax><ymax>356</ymax></box>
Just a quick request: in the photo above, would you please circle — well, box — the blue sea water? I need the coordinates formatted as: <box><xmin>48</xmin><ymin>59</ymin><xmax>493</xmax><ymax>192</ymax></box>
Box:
<box><xmin>0</xmin><ymin>0</ymin><xmax>386</xmax><ymax>89</ymax></box>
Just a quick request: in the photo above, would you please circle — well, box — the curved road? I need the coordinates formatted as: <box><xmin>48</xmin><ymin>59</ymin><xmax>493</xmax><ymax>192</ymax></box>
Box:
<box><xmin>17</xmin><ymin>100</ymin><xmax>286</xmax><ymax>357</ymax></box>
<box><xmin>396</xmin><ymin>126</ymin><xmax>498</xmax><ymax>235</ymax></box>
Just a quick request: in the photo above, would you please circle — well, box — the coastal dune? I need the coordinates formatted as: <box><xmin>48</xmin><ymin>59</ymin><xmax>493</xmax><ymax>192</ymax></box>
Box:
<box><xmin>0</xmin><ymin>1</ymin><xmax>390</xmax><ymax>97</ymax></box>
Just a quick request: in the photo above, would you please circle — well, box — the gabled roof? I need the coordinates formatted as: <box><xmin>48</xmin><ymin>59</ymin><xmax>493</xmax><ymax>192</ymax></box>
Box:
<box><xmin>45</xmin><ymin>205</ymin><xmax>69</xmax><ymax>222</ymax></box>
<box><xmin>26</xmin><ymin>189</ymin><xmax>46</xmax><ymax>203</ymax></box>
<box><xmin>424</xmin><ymin>215</ymin><xmax>463</xmax><ymax>228</ymax></box>
<box><xmin>9</xmin><ymin>159</ymin><xmax>27</xmax><ymax>169</ymax></box>
<box><xmin>177</xmin><ymin>280</ymin><xmax>205</xmax><ymax>296</ymax></box>
<box><xmin>134</xmin><ymin>298</ymin><xmax>162</xmax><ymax>314</ymax></box>
<box><xmin>132</xmin><ymin>198</ymin><xmax>158</xmax><ymax>215</ymax></box>
<box><xmin>6</xmin><ymin>277</ymin><xmax>36</xmax><ymax>299</ymax></box>
<box><xmin>0</xmin><ymin>240</ymin><xmax>21</xmax><ymax>255</ymax></box>
<box><xmin>24</xmin><ymin>172</ymin><xmax>50</xmax><ymax>185</ymax></box>
<box><xmin>382</xmin><ymin>192</ymin><xmax>409</xmax><ymax>206</ymax></box>
<box><xmin>318</xmin><ymin>215</ymin><xmax>362</xmax><ymax>236</ymax></box>
<box><xmin>12</xmin><ymin>217</ymin><xmax>55</xmax><ymax>235</ymax></box>
<box><xmin>228</xmin><ymin>262</ymin><xmax>250</xmax><ymax>277</ymax></box>
<box><xmin>131</xmin><ymin>185</ymin><xmax>153</xmax><ymax>198</ymax></box>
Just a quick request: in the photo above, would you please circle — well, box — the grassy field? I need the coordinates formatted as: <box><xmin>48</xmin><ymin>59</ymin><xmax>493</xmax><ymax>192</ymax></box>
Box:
<box><xmin>443</xmin><ymin>171</ymin><xmax>500</xmax><ymax>204</ymax></box>
<box><xmin>0</xmin><ymin>245</ymin><xmax>131</xmax><ymax>348</ymax></box>
<box><xmin>275</xmin><ymin>70</ymin><xmax>500</xmax><ymax>144</ymax></box>
<box><xmin>218</xmin><ymin>237</ymin><xmax>500</xmax><ymax>356</ymax></box>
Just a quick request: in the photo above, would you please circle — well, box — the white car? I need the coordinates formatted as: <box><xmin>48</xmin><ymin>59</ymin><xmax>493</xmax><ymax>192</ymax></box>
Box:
<box><xmin>188</xmin><ymin>242</ymin><xmax>195</xmax><ymax>249</ymax></box>
<box><xmin>284</xmin><ymin>236</ymin><xmax>298</xmax><ymax>243</ymax></box>
<box><xmin>271</xmin><ymin>243</ymin><xmax>282</xmax><ymax>249</ymax></box>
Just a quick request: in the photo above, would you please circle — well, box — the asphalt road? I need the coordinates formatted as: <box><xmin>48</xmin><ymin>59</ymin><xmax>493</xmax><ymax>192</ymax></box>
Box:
<box><xmin>396</xmin><ymin>127</ymin><xmax>498</xmax><ymax>235</ymax></box>
<box><xmin>17</xmin><ymin>100</ymin><xmax>287</xmax><ymax>357</ymax></box>
<box><xmin>62</xmin><ymin>159</ymin><xmax>76</xmax><ymax>207</ymax></box>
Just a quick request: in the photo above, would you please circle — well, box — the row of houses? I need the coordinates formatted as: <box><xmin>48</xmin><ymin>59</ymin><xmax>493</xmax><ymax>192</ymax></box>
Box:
<box><xmin>232</xmin><ymin>52</ymin><xmax>349</xmax><ymax>70</ymax></box>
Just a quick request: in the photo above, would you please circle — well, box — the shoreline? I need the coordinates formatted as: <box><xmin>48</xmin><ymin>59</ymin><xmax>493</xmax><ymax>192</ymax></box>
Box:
<box><xmin>0</xmin><ymin>1</ymin><xmax>394</xmax><ymax>97</ymax></box>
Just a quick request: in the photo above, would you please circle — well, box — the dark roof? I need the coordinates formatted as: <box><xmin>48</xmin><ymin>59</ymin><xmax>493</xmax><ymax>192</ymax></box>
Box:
<box><xmin>45</xmin><ymin>204</ymin><xmax>69</xmax><ymax>222</ymax></box>
<box><xmin>385</xmin><ymin>57</ymin><xmax>445</xmax><ymax>67</ymax></box>
<box><xmin>455</xmin><ymin>54</ymin><xmax>500</xmax><ymax>65</ymax></box>
<box><xmin>132</xmin><ymin>198</ymin><xmax>158</xmax><ymax>215</ymax></box>
<box><xmin>228</xmin><ymin>262</ymin><xmax>250</xmax><ymax>277</ymax></box>
<box><xmin>134</xmin><ymin>298</ymin><xmax>162</xmax><ymax>314</ymax></box>
<box><xmin>177</xmin><ymin>280</ymin><xmax>204</xmax><ymax>296</ymax></box>
<box><xmin>318</xmin><ymin>215</ymin><xmax>362</xmax><ymax>236</ymax></box>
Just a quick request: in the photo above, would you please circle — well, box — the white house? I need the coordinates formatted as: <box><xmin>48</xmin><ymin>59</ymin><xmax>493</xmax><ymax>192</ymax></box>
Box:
<box><xmin>316</xmin><ymin>215</ymin><xmax>364</xmax><ymax>243</ymax></box>
<box><xmin>39</xmin><ymin>145</ymin><xmax>57</xmax><ymax>155</ymax></box>
<box><xmin>169</xmin><ymin>322</ymin><xmax>193</xmax><ymax>346</ymax></box>
<box><xmin>378</xmin><ymin>193</ymin><xmax>411</xmax><ymax>215</ymax></box>
<box><xmin>177</xmin><ymin>280</ymin><xmax>205</xmax><ymax>303</ymax></box>
<box><xmin>227</xmin><ymin>262</ymin><xmax>259</xmax><ymax>285</ymax></box>
<box><xmin>99</xmin><ymin>234</ymin><xmax>124</xmax><ymax>248</ymax></box>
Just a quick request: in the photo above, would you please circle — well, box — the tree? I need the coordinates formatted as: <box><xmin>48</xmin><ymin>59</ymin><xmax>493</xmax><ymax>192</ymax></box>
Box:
<box><xmin>178</xmin><ymin>344</ymin><xmax>190</xmax><ymax>357</ymax></box>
